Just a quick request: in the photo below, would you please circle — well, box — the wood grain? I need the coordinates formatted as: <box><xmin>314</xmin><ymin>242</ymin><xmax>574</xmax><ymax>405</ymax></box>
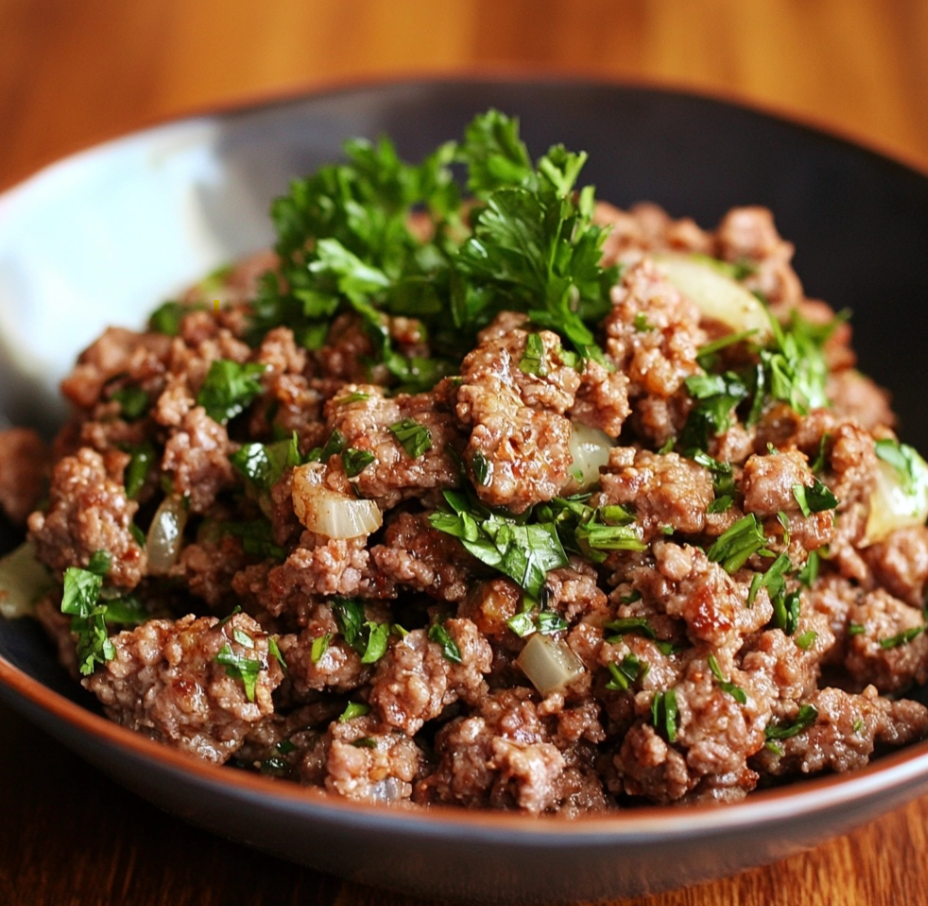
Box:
<box><xmin>1</xmin><ymin>1</ymin><xmax>927</xmax><ymax>903</ymax></box>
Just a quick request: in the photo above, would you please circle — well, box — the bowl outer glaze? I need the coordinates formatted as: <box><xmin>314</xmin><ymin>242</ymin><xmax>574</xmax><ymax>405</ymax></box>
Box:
<box><xmin>1</xmin><ymin>77</ymin><xmax>928</xmax><ymax>904</ymax></box>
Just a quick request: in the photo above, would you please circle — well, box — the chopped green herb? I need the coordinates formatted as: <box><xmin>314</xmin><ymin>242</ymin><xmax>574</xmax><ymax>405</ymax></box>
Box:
<box><xmin>879</xmin><ymin>626</ymin><xmax>925</xmax><ymax>649</ymax></box>
<box><xmin>337</xmin><ymin>391</ymin><xmax>370</xmax><ymax>404</ymax></box>
<box><xmin>430</xmin><ymin>490</ymin><xmax>569</xmax><ymax>599</ymax></box>
<box><xmin>633</xmin><ymin>312</ymin><xmax>654</xmax><ymax>332</ymax></box>
<box><xmin>810</xmin><ymin>434</ymin><xmax>830</xmax><ymax>474</ymax></box>
<box><xmin>353</xmin><ymin>737</ymin><xmax>378</xmax><ymax>748</ymax></box>
<box><xmin>794</xmin><ymin>630</ymin><xmax>818</xmax><ymax>651</ymax></box>
<box><xmin>111</xmin><ymin>385</ymin><xmax>149</xmax><ymax>421</ymax></box>
<box><xmin>123</xmin><ymin>442</ymin><xmax>156</xmax><ymax>499</ymax></box>
<box><xmin>765</xmin><ymin>704</ymin><xmax>818</xmax><ymax>741</ymax></box>
<box><xmin>772</xmin><ymin>590</ymin><xmax>802</xmax><ymax>636</ymax></box>
<box><xmin>847</xmin><ymin>622</ymin><xmax>866</xmax><ymax>636</ymax></box>
<box><xmin>389</xmin><ymin>418</ymin><xmax>433</xmax><ymax>458</ymax></box>
<box><xmin>60</xmin><ymin>563</ymin><xmax>113</xmax><ymax>676</ymax></box>
<box><xmin>331</xmin><ymin>597</ymin><xmax>392</xmax><ymax>664</ymax></box>
<box><xmin>471</xmin><ymin>451</ymin><xmax>492</xmax><ymax>486</ymax></box>
<box><xmin>342</xmin><ymin>448</ymin><xmax>376</xmax><ymax>478</ymax></box>
<box><xmin>267</xmin><ymin>636</ymin><xmax>287</xmax><ymax>671</ymax></box>
<box><xmin>797</xmin><ymin>550</ymin><xmax>821</xmax><ymax>587</ymax></box>
<box><xmin>875</xmin><ymin>438</ymin><xmax>928</xmax><ymax>500</ymax></box>
<box><xmin>428</xmin><ymin>621</ymin><xmax>463</xmax><ymax>663</ymax></box>
<box><xmin>651</xmin><ymin>690</ymin><xmax>679</xmax><ymax>743</ymax></box>
<box><xmin>197</xmin><ymin>360</ymin><xmax>268</xmax><ymax>424</ymax></box>
<box><xmin>339</xmin><ymin>702</ymin><xmax>370</xmax><ymax>722</ymax></box>
<box><xmin>219</xmin><ymin>520</ymin><xmax>285</xmax><ymax>560</ymax></box>
<box><xmin>230</xmin><ymin>433</ymin><xmax>301</xmax><ymax>491</ymax></box>
<box><xmin>791</xmin><ymin>479</ymin><xmax>839</xmax><ymax>517</ymax></box>
<box><xmin>707</xmin><ymin>653</ymin><xmax>747</xmax><ymax>704</ymax></box>
<box><xmin>852</xmin><ymin>718</ymin><xmax>865</xmax><ymax>736</ymax></box>
<box><xmin>148</xmin><ymin>300</ymin><xmax>188</xmax><ymax>336</ymax></box>
<box><xmin>233</xmin><ymin>627</ymin><xmax>255</xmax><ymax>648</ymax></box>
<box><xmin>519</xmin><ymin>333</ymin><xmax>549</xmax><ymax>376</ymax></box>
<box><xmin>215</xmin><ymin>643</ymin><xmax>261</xmax><ymax>702</ymax></box>
<box><xmin>707</xmin><ymin>514</ymin><xmax>771</xmax><ymax>573</ymax></box>
<box><xmin>680</xmin><ymin>371</ymin><xmax>749</xmax><ymax>451</ymax></box>
<box><xmin>605</xmin><ymin>654</ymin><xmax>647</xmax><ymax>691</ymax></box>
<box><xmin>746</xmin><ymin>552</ymin><xmax>791</xmax><ymax>608</ymax></box>
<box><xmin>310</xmin><ymin>633</ymin><xmax>332</xmax><ymax>662</ymax></box>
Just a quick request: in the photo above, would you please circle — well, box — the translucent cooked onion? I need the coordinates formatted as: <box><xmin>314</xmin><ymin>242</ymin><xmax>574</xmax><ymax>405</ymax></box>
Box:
<box><xmin>566</xmin><ymin>422</ymin><xmax>613</xmax><ymax>491</ymax></box>
<box><xmin>292</xmin><ymin>463</ymin><xmax>382</xmax><ymax>539</ymax></box>
<box><xmin>654</xmin><ymin>253</ymin><xmax>773</xmax><ymax>342</ymax></box>
<box><xmin>146</xmin><ymin>494</ymin><xmax>188</xmax><ymax>574</ymax></box>
<box><xmin>865</xmin><ymin>450</ymin><xmax>928</xmax><ymax>544</ymax></box>
<box><xmin>0</xmin><ymin>541</ymin><xmax>52</xmax><ymax>619</ymax></box>
<box><xmin>516</xmin><ymin>633</ymin><xmax>585</xmax><ymax>697</ymax></box>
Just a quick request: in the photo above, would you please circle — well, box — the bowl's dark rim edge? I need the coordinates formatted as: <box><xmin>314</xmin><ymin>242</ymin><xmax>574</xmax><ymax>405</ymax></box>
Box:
<box><xmin>3</xmin><ymin>644</ymin><xmax>928</xmax><ymax>843</ymax></box>
<box><xmin>1</xmin><ymin>67</ymin><xmax>927</xmax><ymax>199</ymax></box>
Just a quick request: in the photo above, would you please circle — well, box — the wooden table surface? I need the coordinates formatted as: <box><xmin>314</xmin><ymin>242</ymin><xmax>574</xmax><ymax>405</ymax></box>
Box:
<box><xmin>2</xmin><ymin>1</ymin><xmax>928</xmax><ymax>904</ymax></box>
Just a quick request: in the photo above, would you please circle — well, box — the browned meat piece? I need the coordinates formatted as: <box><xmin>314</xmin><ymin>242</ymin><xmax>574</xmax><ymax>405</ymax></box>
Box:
<box><xmin>862</xmin><ymin>525</ymin><xmax>928</xmax><ymax>608</ymax></box>
<box><xmin>752</xmin><ymin>685</ymin><xmax>928</xmax><ymax>778</ymax></box>
<box><xmin>369</xmin><ymin>618</ymin><xmax>493</xmax><ymax>736</ymax></box>
<box><xmin>844</xmin><ymin>589</ymin><xmax>928</xmax><ymax>692</ymax></box>
<box><xmin>323</xmin><ymin>385</ymin><xmax>463</xmax><ymax>510</ymax></box>
<box><xmin>59</xmin><ymin>326</ymin><xmax>172</xmax><ymax>410</ymax></box>
<box><xmin>596</xmin><ymin>448</ymin><xmax>714</xmax><ymax>540</ymax></box>
<box><xmin>161</xmin><ymin>407</ymin><xmax>234</xmax><ymax>513</ymax></box>
<box><xmin>417</xmin><ymin>688</ymin><xmax>570</xmax><ymax>814</ymax></box>
<box><xmin>27</xmin><ymin>447</ymin><xmax>146</xmax><ymax>588</ymax></box>
<box><xmin>826</xmin><ymin>369</ymin><xmax>895</xmax><ymax>430</ymax></box>
<box><xmin>454</xmin><ymin>327</ymin><xmax>583</xmax><ymax>512</ymax></box>
<box><xmin>316</xmin><ymin>713</ymin><xmax>426</xmax><ymax>803</ymax></box>
<box><xmin>83</xmin><ymin>611</ymin><xmax>284</xmax><ymax>763</ymax></box>
<box><xmin>371</xmin><ymin>510</ymin><xmax>485</xmax><ymax>602</ymax></box>
<box><xmin>0</xmin><ymin>428</ymin><xmax>50</xmax><ymax>523</ymax></box>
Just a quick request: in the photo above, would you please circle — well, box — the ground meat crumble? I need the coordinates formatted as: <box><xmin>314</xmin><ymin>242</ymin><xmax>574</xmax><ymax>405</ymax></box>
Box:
<box><xmin>2</xmin><ymin>194</ymin><xmax>927</xmax><ymax>818</ymax></box>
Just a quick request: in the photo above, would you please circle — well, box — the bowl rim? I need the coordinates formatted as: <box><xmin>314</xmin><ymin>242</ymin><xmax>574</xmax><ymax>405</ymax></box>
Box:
<box><xmin>2</xmin><ymin>68</ymin><xmax>926</xmax><ymax>199</ymax></box>
<box><xmin>3</xmin><ymin>72</ymin><xmax>928</xmax><ymax>844</ymax></box>
<box><xmin>4</xmin><ymin>641</ymin><xmax>928</xmax><ymax>841</ymax></box>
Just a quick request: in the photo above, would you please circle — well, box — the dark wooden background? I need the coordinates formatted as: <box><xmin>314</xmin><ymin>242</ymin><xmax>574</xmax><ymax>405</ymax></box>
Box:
<box><xmin>2</xmin><ymin>1</ymin><xmax>928</xmax><ymax>903</ymax></box>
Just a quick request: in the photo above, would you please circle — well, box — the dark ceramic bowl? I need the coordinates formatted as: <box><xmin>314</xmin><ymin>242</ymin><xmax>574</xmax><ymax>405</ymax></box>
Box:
<box><xmin>2</xmin><ymin>78</ymin><xmax>928</xmax><ymax>904</ymax></box>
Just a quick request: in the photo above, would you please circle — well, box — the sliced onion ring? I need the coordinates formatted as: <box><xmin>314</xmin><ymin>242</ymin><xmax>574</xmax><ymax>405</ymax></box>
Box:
<box><xmin>0</xmin><ymin>541</ymin><xmax>52</xmax><ymax>619</ymax></box>
<box><xmin>292</xmin><ymin>463</ymin><xmax>383</xmax><ymax>539</ymax></box>
<box><xmin>654</xmin><ymin>253</ymin><xmax>773</xmax><ymax>343</ymax></box>
<box><xmin>516</xmin><ymin>633</ymin><xmax>585</xmax><ymax>697</ymax></box>
<box><xmin>565</xmin><ymin>422</ymin><xmax>614</xmax><ymax>492</ymax></box>
<box><xmin>147</xmin><ymin>494</ymin><xmax>188</xmax><ymax>574</ymax></box>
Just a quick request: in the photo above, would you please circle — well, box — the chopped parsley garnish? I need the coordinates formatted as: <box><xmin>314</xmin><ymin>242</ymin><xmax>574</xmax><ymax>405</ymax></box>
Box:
<box><xmin>797</xmin><ymin>549</ymin><xmax>821</xmax><ymax>587</ymax></box>
<box><xmin>430</xmin><ymin>490</ymin><xmax>569</xmax><ymax>599</ymax></box>
<box><xmin>123</xmin><ymin>442</ymin><xmax>156</xmax><ymax>499</ymax></box>
<box><xmin>633</xmin><ymin>312</ymin><xmax>654</xmax><ymax>332</ymax></box>
<box><xmin>219</xmin><ymin>520</ymin><xmax>285</xmax><ymax>560</ymax></box>
<box><xmin>310</xmin><ymin>633</ymin><xmax>333</xmax><ymax>662</ymax></box>
<box><xmin>791</xmin><ymin>479</ymin><xmax>838</xmax><ymax>517</ymax></box>
<box><xmin>507</xmin><ymin>600</ymin><xmax>567</xmax><ymax>638</ymax></box>
<box><xmin>604</xmin><ymin>617</ymin><xmax>677</xmax><ymax>656</ymax></box>
<box><xmin>707</xmin><ymin>514</ymin><xmax>771</xmax><ymax>573</ymax></box>
<box><xmin>429</xmin><ymin>620</ymin><xmax>463</xmax><ymax>664</ymax></box>
<box><xmin>651</xmin><ymin>690</ymin><xmax>679</xmax><ymax>743</ymax></box>
<box><xmin>471</xmin><ymin>451</ymin><xmax>492</xmax><ymax>486</ymax></box>
<box><xmin>687</xmin><ymin>449</ymin><xmax>736</xmax><ymax>513</ymax></box>
<box><xmin>267</xmin><ymin>636</ymin><xmax>287</xmax><ymax>671</ymax></box>
<box><xmin>772</xmin><ymin>591</ymin><xmax>802</xmax><ymax>637</ymax></box>
<box><xmin>332</xmin><ymin>597</ymin><xmax>391</xmax><ymax>664</ymax></box>
<box><xmin>847</xmin><ymin>622</ymin><xmax>866</xmax><ymax>636</ymax></box>
<box><xmin>336</xmin><ymin>390</ymin><xmax>370</xmax><ymax>405</ymax></box>
<box><xmin>536</xmin><ymin>496</ymin><xmax>645</xmax><ymax>565</ymax></box>
<box><xmin>389</xmin><ymin>418</ymin><xmax>432</xmax><ymax>458</ymax></box>
<box><xmin>794</xmin><ymin>630</ymin><xmax>818</xmax><ymax>651</ymax></box>
<box><xmin>215</xmin><ymin>643</ymin><xmax>261</xmax><ymax>702</ymax></box>
<box><xmin>707</xmin><ymin>653</ymin><xmax>747</xmax><ymax>704</ymax></box>
<box><xmin>148</xmin><ymin>300</ymin><xmax>188</xmax><ymax>335</ymax></box>
<box><xmin>308</xmin><ymin>429</ymin><xmax>348</xmax><ymax>462</ymax></box>
<box><xmin>250</xmin><ymin>110</ymin><xmax>618</xmax><ymax>384</ymax></box>
<box><xmin>765</xmin><ymin>704</ymin><xmax>818</xmax><ymax>741</ymax></box>
<box><xmin>879</xmin><ymin>626</ymin><xmax>925</xmax><ymax>649</ymax></box>
<box><xmin>111</xmin><ymin>385</ymin><xmax>149</xmax><ymax>421</ymax></box>
<box><xmin>60</xmin><ymin>553</ymin><xmax>115</xmax><ymax>676</ymax></box>
<box><xmin>680</xmin><ymin>372</ymin><xmax>749</xmax><ymax>451</ymax></box>
<box><xmin>230</xmin><ymin>433</ymin><xmax>301</xmax><ymax>491</ymax></box>
<box><xmin>342</xmin><ymin>448</ymin><xmax>376</xmax><ymax>477</ymax></box>
<box><xmin>605</xmin><ymin>654</ymin><xmax>647</xmax><ymax>691</ymax></box>
<box><xmin>339</xmin><ymin>702</ymin><xmax>370</xmax><ymax>722</ymax></box>
<box><xmin>197</xmin><ymin>359</ymin><xmax>267</xmax><ymax>424</ymax></box>
<box><xmin>519</xmin><ymin>333</ymin><xmax>549</xmax><ymax>376</ymax></box>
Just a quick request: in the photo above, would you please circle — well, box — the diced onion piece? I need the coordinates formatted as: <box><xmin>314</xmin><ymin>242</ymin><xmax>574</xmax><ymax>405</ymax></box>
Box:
<box><xmin>654</xmin><ymin>253</ymin><xmax>772</xmax><ymax>343</ymax></box>
<box><xmin>516</xmin><ymin>633</ymin><xmax>585</xmax><ymax>697</ymax></box>
<box><xmin>147</xmin><ymin>494</ymin><xmax>188</xmax><ymax>574</ymax></box>
<box><xmin>292</xmin><ymin>463</ymin><xmax>382</xmax><ymax>539</ymax></box>
<box><xmin>0</xmin><ymin>541</ymin><xmax>52</xmax><ymax>619</ymax></box>
<box><xmin>566</xmin><ymin>422</ymin><xmax>613</xmax><ymax>491</ymax></box>
<box><xmin>865</xmin><ymin>451</ymin><xmax>928</xmax><ymax>544</ymax></box>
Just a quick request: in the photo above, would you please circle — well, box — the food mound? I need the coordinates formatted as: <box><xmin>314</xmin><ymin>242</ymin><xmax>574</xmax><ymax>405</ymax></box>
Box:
<box><xmin>2</xmin><ymin>111</ymin><xmax>928</xmax><ymax>815</ymax></box>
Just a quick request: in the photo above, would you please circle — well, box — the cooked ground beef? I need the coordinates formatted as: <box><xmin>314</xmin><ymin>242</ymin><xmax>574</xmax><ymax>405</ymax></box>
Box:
<box><xmin>2</xmin><ymin>121</ymin><xmax>927</xmax><ymax>816</ymax></box>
